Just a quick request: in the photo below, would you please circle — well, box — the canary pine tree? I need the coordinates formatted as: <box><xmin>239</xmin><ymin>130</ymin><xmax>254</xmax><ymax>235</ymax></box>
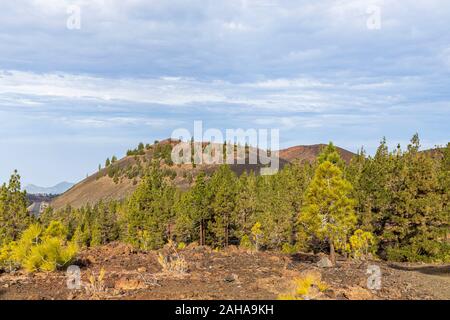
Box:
<box><xmin>317</xmin><ymin>142</ymin><xmax>346</xmax><ymax>169</ymax></box>
<box><xmin>235</xmin><ymin>171</ymin><xmax>258</xmax><ymax>240</ymax></box>
<box><xmin>256</xmin><ymin>173</ymin><xmax>295</xmax><ymax>249</ymax></box>
<box><xmin>125</xmin><ymin>162</ymin><xmax>175</xmax><ymax>250</ymax></box>
<box><xmin>278</xmin><ymin>163</ymin><xmax>314</xmax><ymax>247</ymax></box>
<box><xmin>209</xmin><ymin>165</ymin><xmax>237</xmax><ymax>247</ymax></box>
<box><xmin>299</xmin><ymin>158</ymin><xmax>356</xmax><ymax>265</ymax></box>
<box><xmin>175</xmin><ymin>172</ymin><xmax>211</xmax><ymax>245</ymax></box>
<box><xmin>441</xmin><ymin>143</ymin><xmax>450</xmax><ymax>261</ymax></box>
<box><xmin>0</xmin><ymin>171</ymin><xmax>32</xmax><ymax>245</ymax></box>
<box><xmin>382</xmin><ymin>135</ymin><xmax>448</xmax><ymax>261</ymax></box>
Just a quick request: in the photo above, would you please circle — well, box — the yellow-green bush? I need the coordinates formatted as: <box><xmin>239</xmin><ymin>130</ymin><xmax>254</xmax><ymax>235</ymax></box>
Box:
<box><xmin>349</xmin><ymin>229</ymin><xmax>377</xmax><ymax>259</ymax></box>
<box><xmin>278</xmin><ymin>272</ymin><xmax>328</xmax><ymax>300</ymax></box>
<box><xmin>281</xmin><ymin>243</ymin><xmax>298</xmax><ymax>254</ymax></box>
<box><xmin>22</xmin><ymin>237</ymin><xmax>78</xmax><ymax>272</ymax></box>
<box><xmin>72</xmin><ymin>225</ymin><xmax>90</xmax><ymax>247</ymax></box>
<box><xmin>135</xmin><ymin>230</ymin><xmax>153</xmax><ymax>251</ymax></box>
<box><xmin>0</xmin><ymin>221</ymin><xmax>78</xmax><ymax>273</ymax></box>
<box><xmin>251</xmin><ymin>222</ymin><xmax>263</xmax><ymax>251</ymax></box>
<box><xmin>44</xmin><ymin>221</ymin><xmax>68</xmax><ymax>239</ymax></box>
<box><xmin>239</xmin><ymin>235</ymin><xmax>253</xmax><ymax>250</ymax></box>
<box><xmin>0</xmin><ymin>241</ymin><xmax>19</xmax><ymax>272</ymax></box>
<box><xmin>11</xmin><ymin>224</ymin><xmax>43</xmax><ymax>263</ymax></box>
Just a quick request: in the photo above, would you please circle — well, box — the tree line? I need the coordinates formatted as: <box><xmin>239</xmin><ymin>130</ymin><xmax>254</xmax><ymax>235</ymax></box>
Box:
<box><xmin>1</xmin><ymin>134</ymin><xmax>449</xmax><ymax>272</ymax></box>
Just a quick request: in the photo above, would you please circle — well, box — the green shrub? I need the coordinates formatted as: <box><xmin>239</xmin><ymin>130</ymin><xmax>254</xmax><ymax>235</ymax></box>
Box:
<box><xmin>12</xmin><ymin>224</ymin><xmax>43</xmax><ymax>263</ymax></box>
<box><xmin>72</xmin><ymin>225</ymin><xmax>90</xmax><ymax>247</ymax></box>
<box><xmin>281</xmin><ymin>243</ymin><xmax>298</xmax><ymax>255</ymax></box>
<box><xmin>348</xmin><ymin>229</ymin><xmax>377</xmax><ymax>259</ymax></box>
<box><xmin>90</xmin><ymin>223</ymin><xmax>102</xmax><ymax>247</ymax></box>
<box><xmin>44</xmin><ymin>221</ymin><xmax>68</xmax><ymax>239</ymax></box>
<box><xmin>387</xmin><ymin>241</ymin><xmax>450</xmax><ymax>263</ymax></box>
<box><xmin>251</xmin><ymin>222</ymin><xmax>263</xmax><ymax>251</ymax></box>
<box><xmin>0</xmin><ymin>241</ymin><xmax>19</xmax><ymax>272</ymax></box>
<box><xmin>278</xmin><ymin>272</ymin><xmax>328</xmax><ymax>300</ymax></box>
<box><xmin>22</xmin><ymin>237</ymin><xmax>78</xmax><ymax>272</ymax></box>
<box><xmin>239</xmin><ymin>235</ymin><xmax>253</xmax><ymax>250</ymax></box>
<box><xmin>1</xmin><ymin>222</ymin><xmax>78</xmax><ymax>273</ymax></box>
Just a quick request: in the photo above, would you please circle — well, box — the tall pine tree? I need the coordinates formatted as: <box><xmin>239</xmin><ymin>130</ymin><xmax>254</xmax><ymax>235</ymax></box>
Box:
<box><xmin>0</xmin><ymin>171</ymin><xmax>32</xmax><ymax>245</ymax></box>
<box><xmin>299</xmin><ymin>150</ymin><xmax>356</xmax><ymax>264</ymax></box>
<box><xmin>125</xmin><ymin>162</ymin><xmax>175</xmax><ymax>250</ymax></box>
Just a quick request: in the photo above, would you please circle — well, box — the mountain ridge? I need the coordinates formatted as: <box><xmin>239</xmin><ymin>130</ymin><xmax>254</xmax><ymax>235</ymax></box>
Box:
<box><xmin>25</xmin><ymin>181</ymin><xmax>75</xmax><ymax>195</ymax></box>
<box><xmin>51</xmin><ymin>140</ymin><xmax>356</xmax><ymax>210</ymax></box>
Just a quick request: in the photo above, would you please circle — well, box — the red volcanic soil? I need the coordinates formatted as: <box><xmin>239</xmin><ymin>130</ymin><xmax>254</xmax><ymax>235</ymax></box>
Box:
<box><xmin>279</xmin><ymin>144</ymin><xmax>355</xmax><ymax>164</ymax></box>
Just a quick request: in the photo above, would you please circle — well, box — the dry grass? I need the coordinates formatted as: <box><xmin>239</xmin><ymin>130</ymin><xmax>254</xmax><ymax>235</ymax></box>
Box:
<box><xmin>157</xmin><ymin>241</ymin><xmax>189</xmax><ymax>275</ymax></box>
<box><xmin>278</xmin><ymin>271</ymin><xmax>328</xmax><ymax>300</ymax></box>
<box><xmin>83</xmin><ymin>268</ymin><xmax>107</xmax><ymax>299</ymax></box>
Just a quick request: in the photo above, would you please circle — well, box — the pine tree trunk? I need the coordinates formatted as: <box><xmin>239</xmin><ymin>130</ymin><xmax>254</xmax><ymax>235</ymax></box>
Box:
<box><xmin>199</xmin><ymin>221</ymin><xmax>203</xmax><ymax>246</ymax></box>
<box><xmin>224</xmin><ymin>215</ymin><xmax>229</xmax><ymax>247</ymax></box>
<box><xmin>202</xmin><ymin>220</ymin><xmax>206</xmax><ymax>246</ymax></box>
<box><xmin>329</xmin><ymin>239</ymin><xmax>336</xmax><ymax>266</ymax></box>
<box><xmin>199</xmin><ymin>220</ymin><xmax>205</xmax><ymax>246</ymax></box>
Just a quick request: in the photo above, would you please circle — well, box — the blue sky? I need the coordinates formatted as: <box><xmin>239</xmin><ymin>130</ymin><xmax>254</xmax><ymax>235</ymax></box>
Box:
<box><xmin>0</xmin><ymin>0</ymin><xmax>449</xmax><ymax>186</ymax></box>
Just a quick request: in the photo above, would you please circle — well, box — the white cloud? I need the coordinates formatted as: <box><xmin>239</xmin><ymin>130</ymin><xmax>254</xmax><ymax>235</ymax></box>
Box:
<box><xmin>0</xmin><ymin>68</ymin><xmax>448</xmax><ymax>117</ymax></box>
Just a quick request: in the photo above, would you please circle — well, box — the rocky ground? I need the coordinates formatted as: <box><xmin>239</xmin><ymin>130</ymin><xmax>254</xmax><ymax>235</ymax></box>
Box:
<box><xmin>0</xmin><ymin>242</ymin><xmax>449</xmax><ymax>300</ymax></box>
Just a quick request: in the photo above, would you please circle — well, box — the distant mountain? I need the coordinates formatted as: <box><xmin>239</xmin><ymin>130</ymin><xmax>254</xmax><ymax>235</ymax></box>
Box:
<box><xmin>25</xmin><ymin>182</ymin><xmax>75</xmax><ymax>195</ymax></box>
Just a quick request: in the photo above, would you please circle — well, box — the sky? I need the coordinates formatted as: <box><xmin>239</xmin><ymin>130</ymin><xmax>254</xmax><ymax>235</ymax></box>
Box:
<box><xmin>0</xmin><ymin>0</ymin><xmax>449</xmax><ymax>187</ymax></box>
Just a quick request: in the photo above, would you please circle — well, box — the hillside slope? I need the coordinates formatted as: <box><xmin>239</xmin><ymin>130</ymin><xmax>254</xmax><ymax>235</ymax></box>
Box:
<box><xmin>279</xmin><ymin>144</ymin><xmax>355</xmax><ymax>163</ymax></box>
<box><xmin>51</xmin><ymin>140</ymin><xmax>355</xmax><ymax>210</ymax></box>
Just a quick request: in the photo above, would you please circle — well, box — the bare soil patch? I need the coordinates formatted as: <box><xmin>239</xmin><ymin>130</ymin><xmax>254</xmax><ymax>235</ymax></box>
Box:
<box><xmin>0</xmin><ymin>243</ymin><xmax>448</xmax><ymax>300</ymax></box>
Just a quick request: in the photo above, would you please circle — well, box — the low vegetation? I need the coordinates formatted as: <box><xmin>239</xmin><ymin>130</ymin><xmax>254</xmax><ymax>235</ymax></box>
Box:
<box><xmin>278</xmin><ymin>272</ymin><xmax>329</xmax><ymax>300</ymax></box>
<box><xmin>0</xmin><ymin>221</ymin><xmax>78</xmax><ymax>272</ymax></box>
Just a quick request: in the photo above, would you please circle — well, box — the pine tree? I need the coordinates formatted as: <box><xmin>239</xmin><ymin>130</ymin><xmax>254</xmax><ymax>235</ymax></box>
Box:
<box><xmin>175</xmin><ymin>172</ymin><xmax>211</xmax><ymax>245</ymax></box>
<box><xmin>91</xmin><ymin>201</ymin><xmax>120</xmax><ymax>245</ymax></box>
<box><xmin>278</xmin><ymin>163</ymin><xmax>314</xmax><ymax>246</ymax></box>
<box><xmin>90</xmin><ymin>221</ymin><xmax>102</xmax><ymax>246</ymax></box>
<box><xmin>138</xmin><ymin>142</ymin><xmax>145</xmax><ymax>151</ymax></box>
<box><xmin>125</xmin><ymin>162</ymin><xmax>175</xmax><ymax>250</ymax></box>
<box><xmin>191</xmin><ymin>172</ymin><xmax>210</xmax><ymax>245</ymax></box>
<box><xmin>440</xmin><ymin>143</ymin><xmax>450</xmax><ymax>260</ymax></box>
<box><xmin>298</xmin><ymin>160</ymin><xmax>356</xmax><ymax>265</ymax></box>
<box><xmin>235</xmin><ymin>171</ymin><xmax>258</xmax><ymax>239</ymax></box>
<box><xmin>72</xmin><ymin>224</ymin><xmax>90</xmax><ymax>247</ymax></box>
<box><xmin>256</xmin><ymin>173</ymin><xmax>295</xmax><ymax>249</ymax></box>
<box><xmin>0</xmin><ymin>171</ymin><xmax>32</xmax><ymax>245</ymax></box>
<box><xmin>349</xmin><ymin>135</ymin><xmax>449</xmax><ymax>261</ymax></box>
<box><xmin>317</xmin><ymin>142</ymin><xmax>345</xmax><ymax>169</ymax></box>
<box><xmin>354</xmin><ymin>138</ymin><xmax>392</xmax><ymax>235</ymax></box>
<box><xmin>345</xmin><ymin>147</ymin><xmax>368</xmax><ymax>227</ymax></box>
<box><xmin>382</xmin><ymin>135</ymin><xmax>448</xmax><ymax>261</ymax></box>
<box><xmin>208</xmin><ymin>165</ymin><xmax>237</xmax><ymax>247</ymax></box>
